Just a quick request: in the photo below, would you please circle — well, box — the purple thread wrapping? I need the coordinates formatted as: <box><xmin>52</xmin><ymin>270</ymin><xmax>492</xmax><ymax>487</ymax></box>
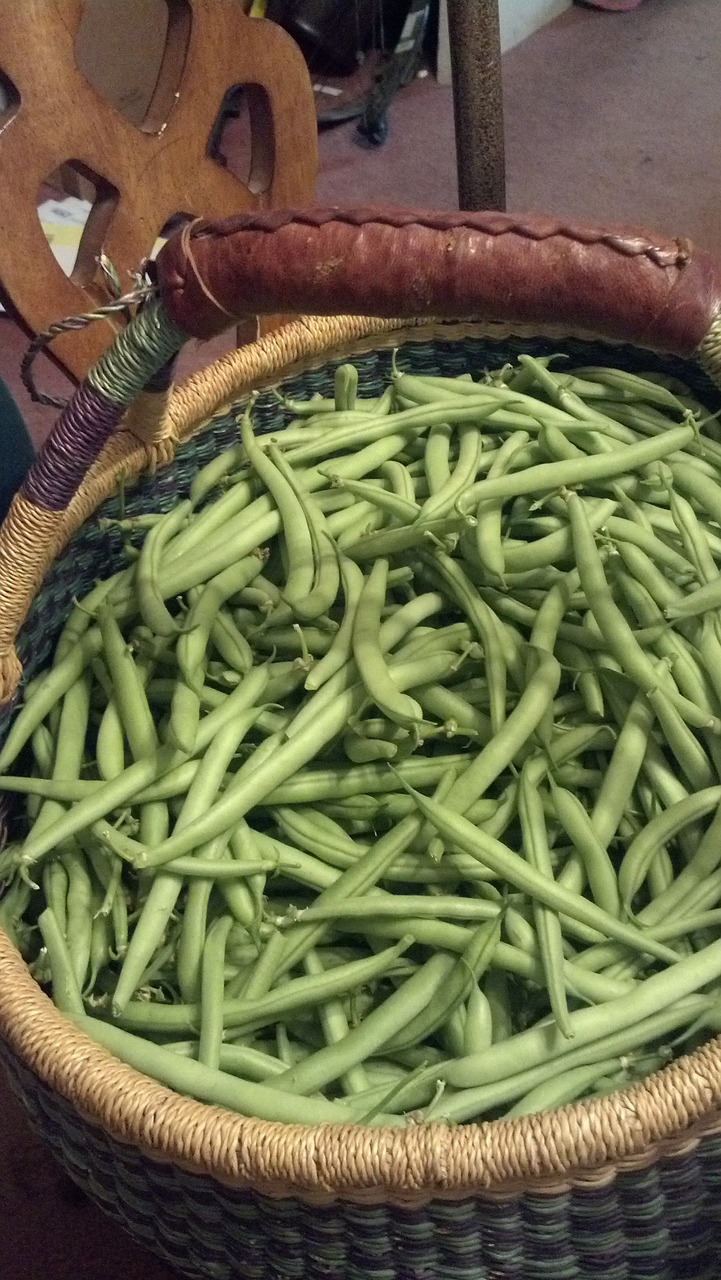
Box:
<box><xmin>22</xmin><ymin>382</ymin><xmax>123</xmax><ymax>512</ymax></box>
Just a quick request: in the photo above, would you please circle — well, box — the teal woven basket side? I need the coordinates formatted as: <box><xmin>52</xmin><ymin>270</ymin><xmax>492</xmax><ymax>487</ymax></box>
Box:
<box><xmin>3</xmin><ymin>331</ymin><xmax>721</xmax><ymax>1280</ymax></box>
<box><xmin>1</xmin><ymin>1039</ymin><xmax>720</xmax><ymax>1280</ymax></box>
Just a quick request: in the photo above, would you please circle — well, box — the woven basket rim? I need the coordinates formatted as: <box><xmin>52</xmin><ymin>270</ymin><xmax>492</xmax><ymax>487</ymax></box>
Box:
<box><xmin>3</xmin><ymin>313</ymin><xmax>721</xmax><ymax>1204</ymax></box>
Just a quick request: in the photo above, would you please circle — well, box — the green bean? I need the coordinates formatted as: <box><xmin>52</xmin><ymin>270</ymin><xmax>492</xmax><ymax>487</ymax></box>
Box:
<box><xmin>178</xmin><ymin>557</ymin><xmax>263</xmax><ymax>696</ymax></box>
<box><xmin>42</xmin><ymin>860</ymin><xmax>69</xmax><ymax>938</ymax></box>
<box><xmin>418</xmin><ymin>1004</ymin><xmax>704</xmax><ymax>1122</ymax></box>
<box><xmin>484</xmin><ymin>969</ymin><xmax>513</xmax><ymax>1043</ymax></box>
<box><xmin>283</xmin><ymin>895</ymin><xmax>500</xmax><ymax>926</ymax></box>
<box><xmin>377</xmin><ymin>460</ymin><xmax>416</xmax><ymax>505</ymax></box>
<box><xmin>417</xmin><ymin>551</ymin><xmax>507</xmax><ymax>733</ymax></box>
<box><xmin>158</xmin><ymin>433</ymin><xmax>403</xmax><ymax>602</ymax></box>
<box><xmin>211</xmin><ymin>607</ymin><xmax>254</xmax><ymax>676</ymax></box>
<box><xmin>384</xmin><ymin>913</ymin><xmax>503</xmax><ymax>1053</ymax></box>
<box><xmin>549</xmin><ymin>780</ymin><xmax>621</xmax><ymax>918</ymax></box>
<box><xmin>0</xmin><ymin>629</ymin><xmax>103</xmax><ymax>773</ymax></box>
<box><xmin>252</xmin><ymin>625</ymin><xmax>333</xmax><ymax>659</ymax></box>
<box><xmin>229</xmin><ymin>819</ymin><xmax>266</xmax><ymax>934</ymax></box>
<box><xmin>136</xmin><ymin>500</ymin><xmax>190</xmax><ymax>636</ymax></box>
<box><xmin>97</xmin><ymin>608</ymin><xmax>170</xmax><ymax>851</ymax></box>
<box><xmin>590</xmin><ymin>689</ymin><xmax>655</xmax><ymax>849</ymax></box>
<box><xmin>111</xmin><ymin>707</ymin><xmax>262</xmax><ymax>1014</ymax></box>
<box><xmin>611</xmin><ymin>567</ymin><xmax>714</xmax><ymax>715</ymax></box>
<box><xmin>619</xmin><ymin>787</ymin><xmax>721</xmax><ymax>914</ymax></box>
<box><xmin>503</xmin><ymin>904</ymin><xmax>538</xmax><ymax>956</ymax></box>
<box><xmin>601</xmin><ymin>516</ymin><xmax>693</xmax><ymax>577</ymax></box>
<box><xmin>400</xmin><ymin>782</ymin><xmax>679</xmax><ymax>964</ymax></box>
<box><xmin>189</xmin><ymin>444</ymin><xmax>249</xmax><ymax>509</ymax></box>
<box><xmin>360</xmin><ymin>977</ymin><xmax>701</xmax><ymax>1121</ymax></box>
<box><xmin>503</xmin><ymin>497</ymin><xmax>616</xmax><ymax>576</ymax></box>
<box><xmin>35</xmin><ymin>667</ymin><xmax>91</xmax><ymax>822</ymax></box>
<box><xmin>341</xmin><ymin>512</ymin><xmax>471</xmax><ymax>563</ymax></box>
<box><xmin>518</xmin><ymin>769</ymin><xmax>571</xmax><ymax>1037</ymax></box>
<box><xmin>30</xmin><ymin>723</ymin><xmax>54</xmax><ymax>778</ymax></box>
<box><xmin>96</xmin><ymin>701</ymin><xmax>126</xmax><ymax>781</ymax></box>
<box><xmin>166</xmin><ymin>1038</ymin><xmax>288</xmax><ymax>1082</ymax></box>
<box><xmin>463</xmin><ymin>985</ymin><xmax>493</xmax><ymax>1055</ymax></box>
<box><xmin>538</xmin><ymin>420</ymin><xmax>585</xmax><ymax>464</ymax></box>
<box><xmin>97</xmin><ymin>608</ymin><xmax>158</xmax><ymax>760</ymax></box>
<box><xmin>54</xmin><ymin>568</ymin><xmax>133</xmax><ymax>659</ymax></box>
<box><xmin>423</xmin><ymin>421</ymin><xmax>453</xmax><ymax>494</ymax></box>
<box><xmin>665</xmin><ymin>575</ymin><xmax>721</xmax><ymax>623</ymax></box>
<box><xmin>272</xmin><ymin>805</ymin><xmax>363</xmax><ymax>866</ymax></box>
<box><xmin>672</xmin><ymin>461</ymin><xmax>721</xmax><ymax>530</ymax></box>
<box><xmin>332</xmin><ymin>501</ymin><xmax>384</xmax><ymax>550</ymax></box>
<box><xmin>240</xmin><ymin>411</ymin><xmax>315</xmax><ymax>606</ymax></box>
<box><xmin>61</xmin><ymin>847</ymin><xmax>94</xmax><ymax>992</ymax></box>
<box><xmin>459</xmin><ymin>425</ymin><xmax>695</xmax><ymax>509</ymax></box>
<box><xmin>334</xmin><ymin>363</ymin><xmax>359</xmax><ymax>411</ymax></box>
<box><xmin>198</xmin><ymin>915</ymin><xmax>234</xmax><ymax>1069</ymax></box>
<box><xmin>393</xmin><ymin>372</ymin><xmax>476</xmax><ymax>405</ymax></box>
<box><xmin>641</xmin><ymin>803</ymin><xmax>721</xmax><ymax>928</ymax></box>
<box><xmin>413</xmin><ymin>683</ymin><xmax>492</xmax><ymax>742</ymax></box>
<box><xmin>666</xmin><ymin>483</ymin><xmax>719</xmax><ymax>585</ymax></box>
<box><xmin>573</xmin><ymin>366</ymin><xmax>689</xmax><ymax>412</ymax></box>
<box><xmin>645</xmin><ymin>672</ymin><xmax>715</xmax><ymax>794</ymax></box>
<box><xmin>72</xmin><ymin>1015</ymin><xmax>400</xmax><ymax>1126</ymax></box>
<box><xmin>267</xmin><ymin>950</ymin><xmax>453</xmax><ymax>1098</ymax></box>
<box><xmin>351</xmin><ymin>559</ymin><xmax>423</xmax><ymax>728</ymax></box>
<box><xmin>327</xmin><ymin>474</ymin><xmax>420</xmax><ymax>525</ymax></box>
<box><xmin>504</xmin><ymin>1057</ymin><xmax>626</xmax><ymax>1117</ymax></box>
<box><xmin>439</xmin><ymin>938</ymin><xmax>720</xmax><ymax>1092</ymax></box>
<box><xmin>474</xmin><ymin>432</ymin><xmax>532</xmax><ymax>581</ymax></box>
<box><xmin>303</xmin><ymin>950</ymin><xmax>369</xmax><ymax>1094</ymax></box>
<box><xmin>565</xmin><ymin>491</ymin><xmax>719</xmax><ymax>731</ymax></box>
<box><xmin>268</xmin><ymin>446</ymin><xmax>341</xmax><ymax>622</ymax></box>
<box><xmin>114</xmin><ymin>937</ymin><xmax>413</xmax><ymax>1037</ymax></box>
<box><xmin>150</xmin><ymin>857</ymin><xmax>276</xmax><ymax>880</ymax></box>
<box><xmin>417</xmin><ymin>424</ymin><xmax>483</xmax><ymax>524</ymax></box>
<box><xmin>354</xmin><ymin>912</ymin><xmax>633</xmax><ymax>1006</ymax></box>
<box><xmin>643</xmin><ymin>501</ymin><xmax>721</xmax><ymax>565</ymax></box>
<box><xmin>437</xmin><ymin>1005</ymin><xmax>465</xmax><ymax>1059</ymax></box>
<box><xmin>86</xmin><ymin>905</ymin><xmax>111</xmax><ymax>994</ymax></box>
<box><xmin>438</xmin><ymin>646</ymin><xmax>561</xmax><ymax>820</ymax></box>
<box><xmin>38</xmin><ymin>908</ymin><xmax>85</xmax><ymax>1016</ymax></box>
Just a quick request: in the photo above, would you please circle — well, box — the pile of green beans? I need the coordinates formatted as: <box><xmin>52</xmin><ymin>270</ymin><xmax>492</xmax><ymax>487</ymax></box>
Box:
<box><xmin>5</xmin><ymin>352</ymin><xmax>721</xmax><ymax>1127</ymax></box>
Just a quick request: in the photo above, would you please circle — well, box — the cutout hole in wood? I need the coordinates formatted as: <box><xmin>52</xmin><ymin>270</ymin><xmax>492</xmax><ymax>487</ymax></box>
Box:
<box><xmin>73</xmin><ymin>0</ymin><xmax>191</xmax><ymax>132</ymax></box>
<box><xmin>0</xmin><ymin>70</ymin><xmax>20</xmax><ymax>130</ymax></box>
<box><xmin>209</xmin><ymin>83</ymin><xmax>275</xmax><ymax>196</ymax></box>
<box><xmin>38</xmin><ymin>161</ymin><xmax>120</xmax><ymax>289</ymax></box>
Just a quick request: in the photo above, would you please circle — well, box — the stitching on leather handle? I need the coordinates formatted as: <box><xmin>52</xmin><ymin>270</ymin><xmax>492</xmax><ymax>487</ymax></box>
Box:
<box><xmin>186</xmin><ymin>210</ymin><xmax>693</xmax><ymax>271</ymax></box>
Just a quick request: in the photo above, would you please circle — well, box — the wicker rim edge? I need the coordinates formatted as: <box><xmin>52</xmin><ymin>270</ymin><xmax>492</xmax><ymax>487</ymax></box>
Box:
<box><xmin>3</xmin><ymin>314</ymin><xmax>721</xmax><ymax>1201</ymax></box>
<box><xmin>2</xmin><ymin>929</ymin><xmax>721</xmax><ymax>1203</ymax></box>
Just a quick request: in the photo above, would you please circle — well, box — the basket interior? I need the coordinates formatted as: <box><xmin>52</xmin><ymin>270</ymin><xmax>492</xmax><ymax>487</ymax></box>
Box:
<box><xmin>8</xmin><ymin>329</ymin><xmax>721</xmax><ymax>723</ymax></box>
<box><xmin>3</xmin><ymin>330</ymin><xmax>721</xmax><ymax>1273</ymax></box>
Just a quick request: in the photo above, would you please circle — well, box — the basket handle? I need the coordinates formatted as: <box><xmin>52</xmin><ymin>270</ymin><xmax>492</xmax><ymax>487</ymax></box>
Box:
<box><xmin>155</xmin><ymin>207</ymin><xmax>721</xmax><ymax>356</ymax></box>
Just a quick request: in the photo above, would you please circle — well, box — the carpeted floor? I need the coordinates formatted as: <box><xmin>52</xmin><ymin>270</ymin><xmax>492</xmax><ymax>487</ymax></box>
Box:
<box><xmin>1</xmin><ymin>1</ymin><xmax>720</xmax><ymax>1276</ymax></box>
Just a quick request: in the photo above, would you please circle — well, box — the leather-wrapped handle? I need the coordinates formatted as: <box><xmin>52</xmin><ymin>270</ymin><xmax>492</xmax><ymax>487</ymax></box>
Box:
<box><xmin>155</xmin><ymin>207</ymin><xmax>721</xmax><ymax>356</ymax></box>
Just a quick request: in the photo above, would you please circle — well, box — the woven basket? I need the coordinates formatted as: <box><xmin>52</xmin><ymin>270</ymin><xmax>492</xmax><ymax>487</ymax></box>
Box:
<box><xmin>3</xmin><ymin>209</ymin><xmax>721</xmax><ymax>1280</ymax></box>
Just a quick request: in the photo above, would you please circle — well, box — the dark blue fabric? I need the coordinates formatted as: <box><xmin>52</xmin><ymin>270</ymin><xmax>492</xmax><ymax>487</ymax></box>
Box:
<box><xmin>0</xmin><ymin>378</ymin><xmax>34</xmax><ymax>522</ymax></box>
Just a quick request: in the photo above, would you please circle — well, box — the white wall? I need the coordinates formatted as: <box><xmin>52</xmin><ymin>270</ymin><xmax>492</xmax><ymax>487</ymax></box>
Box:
<box><xmin>437</xmin><ymin>0</ymin><xmax>571</xmax><ymax>86</ymax></box>
<box><xmin>499</xmin><ymin>0</ymin><xmax>571</xmax><ymax>52</ymax></box>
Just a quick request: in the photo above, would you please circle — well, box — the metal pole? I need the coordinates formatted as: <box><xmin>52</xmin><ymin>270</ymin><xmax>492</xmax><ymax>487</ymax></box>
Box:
<box><xmin>446</xmin><ymin>0</ymin><xmax>506</xmax><ymax>212</ymax></box>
